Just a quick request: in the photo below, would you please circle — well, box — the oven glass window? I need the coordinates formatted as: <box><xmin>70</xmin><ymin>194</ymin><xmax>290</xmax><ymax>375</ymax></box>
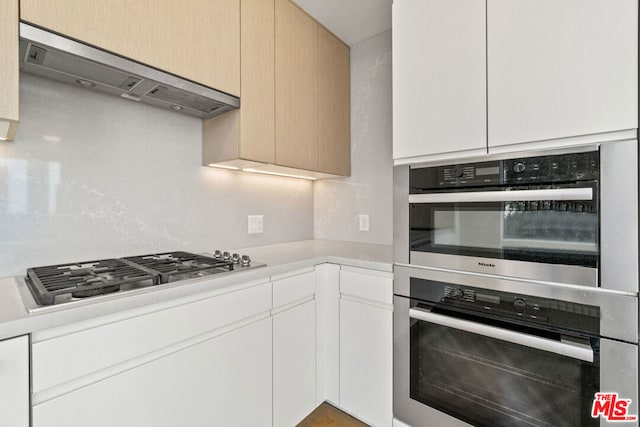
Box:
<box><xmin>410</xmin><ymin>190</ymin><xmax>599</xmax><ymax>267</ymax></box>
<box><xmin>410</xmin><ymin>311</ymin><xmax>600</xmax><ymax>427</ymax></box>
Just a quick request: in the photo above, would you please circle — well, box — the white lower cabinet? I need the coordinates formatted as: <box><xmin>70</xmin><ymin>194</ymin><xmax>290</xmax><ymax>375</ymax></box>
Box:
<box><xmin>272</xmin><ymin>268</ymin><xmax>317</xmax><ymax>427</ymax></box>
<box><xmin>273</xmin><ymin>300</ymin><xmax>317</xmax><ymax>427</ymax></box>
<box><xmin>33</xmin><ymin>317</ymin><xmax>272</xmax><ymax>427</ymax></box>
<box><xmin>26</xmin><ymin>263</ymin><xmax>394</xmax><ymax>427</ymax></box>
<box><xmin>339</xmin><ymin>267</ymin><xmax>393</xmax><ymax>427</ymax></box>
<box><xmin>0</xmin><ymin>335</ymin><xmax>29</xmax><ymax>427</ymax></box>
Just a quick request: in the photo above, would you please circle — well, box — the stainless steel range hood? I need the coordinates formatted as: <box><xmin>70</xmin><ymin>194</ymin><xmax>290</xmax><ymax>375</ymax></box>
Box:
<box><xmin>18</xmin><ymin>23</ymin><xmax>240</xmax><ymax>119</ymax></box>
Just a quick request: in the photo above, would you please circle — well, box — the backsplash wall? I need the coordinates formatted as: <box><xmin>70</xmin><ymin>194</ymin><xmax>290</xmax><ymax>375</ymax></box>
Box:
<box><xmin>0</xmin><ymin>73</ymin><xmax>313</xmax><ymax>277</ymax></box>
<box><xmin>314</xmin><ymin>30</ymin><xmax>393</xmax><ymax>245</ymax></box>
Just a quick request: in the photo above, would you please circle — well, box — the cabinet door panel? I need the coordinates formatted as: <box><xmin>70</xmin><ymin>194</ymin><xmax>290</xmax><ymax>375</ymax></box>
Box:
<box><xmin>0</xmin><ymin>336</ymin><xmax>29</xmax><ymax>427</ymax></box>
<box><xmin>488</xmin><ymin>0</ymin><xmax>638</xmax><ymax>147</ymax></box>
<box><xmin>318</xmin><ymin>26</ymin><xmax>350</xmax><ymax>176</ymax></box>
<box><xmin>340</xmin><ymin>299</ymin><xmax>393</xmax><ymax>427</ymax></box>
<box><xmin>273</xmin><ymin>300</ymin><xmax>316</xmax><ymax>427</ymax></box>
<box><xmin>275</xmin><ymin>0</ymin><xmax>319</xmax><ymax>171</ymax></box>
<box><xmin>33</xmin><ymin>319</ymin><xmax>272</xmax><ymax>427</ymax></box>
<box><xmin>393</xmin><ymin>0</ymin><xmax>487</xmax><ymax>160</ymax></box>
<box><xmin>20</xmin><ymin>0</ymin><xmax>240</xmax><ymax>96</ymax></box>
<box><xmin>239</xmin><ymin>0</ymin><xmax>276</xmax><ymax>163</ymax></box>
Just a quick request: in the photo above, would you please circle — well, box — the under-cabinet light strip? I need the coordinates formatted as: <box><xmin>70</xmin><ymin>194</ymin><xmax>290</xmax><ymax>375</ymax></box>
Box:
<box><xmin>242</xmin><ymin>168</ymin><xmax>317</xmax><ymax>181</ymax></box>
<box><xmin>208</xmin><ymin>164</ymin><xmax>240</xmax><ymax>170</ymax></box>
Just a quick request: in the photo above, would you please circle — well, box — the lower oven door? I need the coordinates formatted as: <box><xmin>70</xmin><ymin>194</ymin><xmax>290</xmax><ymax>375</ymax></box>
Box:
<box><xmin>395</xmin><ymin>295</ymin><xmax>600</xmax><ymax>427</ymax></box>
<box><xmin>394</xmin><ymin>295</ymin><xmax>638</xmax><ymax>427</ymax></box>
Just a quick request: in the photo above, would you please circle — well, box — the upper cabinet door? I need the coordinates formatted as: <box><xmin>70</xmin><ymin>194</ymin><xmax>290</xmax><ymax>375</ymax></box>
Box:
<box><xmin>239</xmin><ymin>0</ymin><xmax>276</xmax><ymax>163</ymax></box>
<box><xmin>275</xmin><ymin>0</ymin><xmax>319</xmax><ymax>171</ymax></box>
<box><xmin>318</xmin><ymin>26</ymin><xmax>350</xmax><ymax>176</ymax></box>
<box><xmin>0</xmin><ymin>0</ymin><xmax>19</xmax><ymax>140</ymax></box>
<box><xmin>393</xmin><ymin>0</ymin><xmax>487</xmax><ymax>162</ymax></box>
<box><xmin>20</xmin><ymin>0</ymin><xmax>241</xmax><ymax>96</ymax></box>
<box><xmin>488</xmin><ymin>0</ymin><xmax>638</xmax><ymax>149</ymax></box>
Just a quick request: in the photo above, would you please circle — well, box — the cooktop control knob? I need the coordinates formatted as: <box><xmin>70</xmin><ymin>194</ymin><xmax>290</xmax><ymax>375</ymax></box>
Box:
<box><xmin>513</xmin><ymin>298</ymin><xmax>527</xmax><ymax>312</ymax></box>
<box><xmin>513</xmin><ymin>162</ymin><xmax>526</xmax><ymax>173</ymax></box>
<box><xmin>213</xmin><ymin>250</ymin><xmax>222</xmax><ymax>259</ymax></box>
<box><xmin>241</xmin><ymin>255</ymin><xmax>251</xmax><ymax>266</ymax></box>
<box><xmin>231</xmin><ymin>253</ymin><xmax>240</xmax><ymax>264</ymax></box>
<box><xmin>222</xmin><ymin>251</ymin><xmax>231</xmax><ymax>261</ymax></box>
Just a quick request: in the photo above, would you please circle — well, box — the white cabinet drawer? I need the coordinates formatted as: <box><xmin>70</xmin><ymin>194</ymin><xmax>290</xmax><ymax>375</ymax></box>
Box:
<box><xmin>32</xmin><ymin>281</ymin><xmax>271</xmax><ymax>393</ymax></box>
<box><xmin>340</xmin><ymin>267</ymin><xmax>393</xmax><ymax>305</ymax></box>
<box><xmin>33</xmin><ymin>318</ymin><xmax>272</xmax><ymax>427</ymax></box>
<box><xmin>272</xmin><ymin>268</ymin><xmax>316</xmax><ymax>309</ymax></box>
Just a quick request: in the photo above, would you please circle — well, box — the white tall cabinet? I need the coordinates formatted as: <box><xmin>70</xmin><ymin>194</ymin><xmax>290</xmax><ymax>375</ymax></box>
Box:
<box><xmin>0</xmin><ymin>335</ymin><xmax>29</xmax><ymax>427</ymax></box>
<box><xmin>392</xmin><ymin>0</ymin><xmax>487</xmax><ymax>161</ymax></box>
<box><xmin>487</xmin><ymin>0</ymin><xmax>638</xmax><ymax>149</ymax></box>
<box><xmin>393</xmin><ymin>0</ymin><xmax>638</xmax><ymax>163</ymax></box>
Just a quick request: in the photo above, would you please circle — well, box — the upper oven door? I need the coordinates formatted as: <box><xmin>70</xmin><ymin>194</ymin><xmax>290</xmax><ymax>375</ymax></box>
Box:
<box><xmin>409</xmin><ymin>183</ymin><xmax>599</xmax><ymax>286</ymax></box>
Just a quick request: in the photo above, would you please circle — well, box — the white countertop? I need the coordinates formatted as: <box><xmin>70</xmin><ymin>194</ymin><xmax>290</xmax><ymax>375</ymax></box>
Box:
<box><xmin>0</xmin><ymin>240</ymin><xmax>393</xmax><ymax>340</ymax></box>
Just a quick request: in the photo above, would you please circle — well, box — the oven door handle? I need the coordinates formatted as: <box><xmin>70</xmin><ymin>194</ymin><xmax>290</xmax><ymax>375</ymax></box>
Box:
<box><xmin>408</xmin><ymin>187</ymin><xmax>593</xmax><ymax>204</ymax></box>
<box><xmin>409</xmin><ymin>308</ymin><xmax>594</xmax><ymax>363</ymax></box>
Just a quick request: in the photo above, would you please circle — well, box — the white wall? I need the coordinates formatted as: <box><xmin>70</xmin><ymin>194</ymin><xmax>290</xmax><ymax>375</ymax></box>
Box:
<box><xmin>314</xmin><ymin>30</ymin><xmax>393</xmax><ymax>245</ymax></box>
<box><xmin>0</xmin><ymin>74</ymin><xmax>313</xmax><ymax>277</ymax></box>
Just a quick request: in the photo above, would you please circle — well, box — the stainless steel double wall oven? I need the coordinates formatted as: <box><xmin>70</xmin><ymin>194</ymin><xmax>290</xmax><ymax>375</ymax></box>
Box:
<box><xmin>393</xmin><ymin>141</ymin><xmax>639</xmax><ymax>427</ymax></box>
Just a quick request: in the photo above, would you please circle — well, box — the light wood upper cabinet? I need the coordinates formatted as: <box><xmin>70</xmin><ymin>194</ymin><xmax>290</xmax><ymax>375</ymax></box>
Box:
<box><xmin>392</xmin><ymin>0</ymin><xmax>487</xmax><ymax>161</ymax></box>
<box><xmin>239</xmin><ymin>0</ymin><xmax>276</xmax><ymax>163</ymax></box>
<box><xmin>202</xmin><ymin>0</ymin><xmax>275</xmax><ymax>166</ymax></box>
<box><xmin>203</xmin><ymin>0</ymin><xmax>351</xmax><ymax>178</ymax></box>
<box><xmin>274</xmin><ymin>0</ymin><xmax>319</xmax><ymax>171</ymax></box>
<box><xmin>318</xmin><ymin>26</ymin><xmax>350</xmax><ymax>176</ymax></box>
<box><xmin>0</xmin><ymin>0</ymin><xmax>19</xmax><ymax>141</ymax></box>
<box><xmin>487</xmin><ymin>0</ymin><xmax>638</xmax><ymax>149</ymax></box>
<box><xmin>20</xmin><ymin>0</ymin><xmax>241</xmax><ymax>96</ymax></box>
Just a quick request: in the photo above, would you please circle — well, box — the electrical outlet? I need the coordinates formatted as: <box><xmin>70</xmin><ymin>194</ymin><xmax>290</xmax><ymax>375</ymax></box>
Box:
<box><xmin>358</xmin><ymin>214</ymin><xmax>369</xmax><ymax>232</ymax></box>
<box><xmin>248</xmin><ymin>215</ymin><xmax>264</xmax><ymax>234</ymax></box>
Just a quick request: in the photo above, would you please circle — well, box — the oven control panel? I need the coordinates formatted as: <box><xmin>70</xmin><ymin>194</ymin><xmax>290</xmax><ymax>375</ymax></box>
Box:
<box><xmin>411</xmin><ymin>278</ymin><xmax>600</xmax><ymax>336</ymax></box>
<box><xmin>504</xmin><ymin>150</ymin><xmax>599</xmax><ymax>184</ymax></box>
<box><xmin>410</xmin><ymin>150</ymin><xmax>599</xmax><ymax>192</ymax></box>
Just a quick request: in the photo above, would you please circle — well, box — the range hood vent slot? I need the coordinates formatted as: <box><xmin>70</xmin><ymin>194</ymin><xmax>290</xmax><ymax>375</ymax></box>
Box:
<box><xmin>19</xmin><ymin>23</ymin><xmax>239</xmax><ymax>119</ymax></box>
<box><xmin>146</xmin><ymin>85</ymin><xmax>224</xmax><ymax>114</ymax></box>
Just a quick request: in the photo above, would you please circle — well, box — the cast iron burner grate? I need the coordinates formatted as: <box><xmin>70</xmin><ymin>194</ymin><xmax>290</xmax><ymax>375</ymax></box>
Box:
<box><xmin>26</xmin><ymin>259</ymin><xmax>160</xmax><ymax>306</ymax></box>
<box><xmin>122</xmin><ymin>251</ymin><xmax>235</xmax><ymax>283</ymax></box>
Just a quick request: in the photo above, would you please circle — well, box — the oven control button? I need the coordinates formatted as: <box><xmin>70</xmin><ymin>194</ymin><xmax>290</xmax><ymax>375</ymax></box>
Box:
<box><xmin>513</xmin><ymin>298</ymin><xmax>527</xmax><ymax>312</ymax></box>
<box><xmin>454</xmin><ymin>167</ymin><xmax>464</xmax><ymax>178</ymax></box>
<box><xmin>513</xmin><ymin>162</ymin><xmax>526</xmax><ymax>173</ymax></box>
<box><xmin>241</xmin><ymin>255</ymin><xmax>251</xmax><ymax>266</ymax></box>
<box><xmin>449</xmin><ymin>288</ymin><xmax>464</xmax><ymax>299</ymax></box>
<box><xmin>222</xmin><ymin>251</ymin><xmax>231</xmax><ymax>261</ymax></box>
<box><xmin>231</xmin><ymin>253</ymin><xmax>241</xmax><ymax>264</ymax></box>
<box><xmin>213</xmin><ymin>250</ymin><xmax>222</xmax><ymax>259</ymax></box>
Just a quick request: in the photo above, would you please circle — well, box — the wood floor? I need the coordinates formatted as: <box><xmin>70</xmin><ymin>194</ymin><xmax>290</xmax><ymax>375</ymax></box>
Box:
<box><xmin>297</xmin><ymin>402</ymin><xmax>369</xmax><ymax>427</ymax></box>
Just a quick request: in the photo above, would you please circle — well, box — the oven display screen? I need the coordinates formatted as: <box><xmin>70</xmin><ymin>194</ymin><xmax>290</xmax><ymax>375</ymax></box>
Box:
<box><xmin>475</xmin><ymin>166</ymin><xmax>500</xmax><ymax>176</ymax></box>
<box><xmin>476</xmin><ymin>293</ymin><xmax>500</xmax><ymax>305</ymax></box>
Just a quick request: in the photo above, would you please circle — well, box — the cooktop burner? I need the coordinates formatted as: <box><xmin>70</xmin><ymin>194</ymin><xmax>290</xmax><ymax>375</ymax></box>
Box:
<box><xmin>23</xmin><ymin>250</ymin><xmax>264</xmax><ymax>308</ymax></box>
<box><xmin>26</xmin><ymin>259</ymin><xmax>158</xmax><ymax>306</ymax></box>
<box><xmin>122</xmin><ymin>251</ymin><xmax>236</xmax><ymax>283</ymax></box>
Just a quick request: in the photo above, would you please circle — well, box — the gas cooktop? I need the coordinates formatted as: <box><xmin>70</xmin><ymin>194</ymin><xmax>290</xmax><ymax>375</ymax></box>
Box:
<box><xmin>21</xmin><ymin>250</ymin><xmax>265</xmax><ymax>310</ymax></box>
